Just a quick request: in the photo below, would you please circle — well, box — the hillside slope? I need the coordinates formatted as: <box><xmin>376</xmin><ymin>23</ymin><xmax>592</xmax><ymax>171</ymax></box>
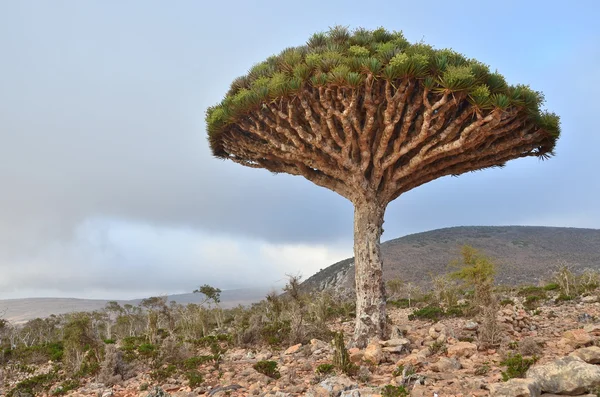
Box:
<box><xmin>303</xmin><ymin>226</ymin><xmax>600</xmax><ymax>293</ymax></box>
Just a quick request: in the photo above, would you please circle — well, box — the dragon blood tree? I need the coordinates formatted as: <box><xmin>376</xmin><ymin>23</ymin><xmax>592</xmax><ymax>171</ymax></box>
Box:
<box><xmin>205</xmin><ymin>27</ymin><xmax>560</xmax><ymax>347</ymax></box>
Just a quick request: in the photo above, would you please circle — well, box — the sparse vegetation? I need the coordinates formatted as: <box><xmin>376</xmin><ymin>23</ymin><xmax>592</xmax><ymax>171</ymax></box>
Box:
<box><xmin>500</xmin><ymin>353</ymin><xmax>537</xmax><ymax>381</ymax></box>
<box><xmin>253</xmin><ymin>360</ymin><xmax>281</xmax><ymax>379</ymax></box>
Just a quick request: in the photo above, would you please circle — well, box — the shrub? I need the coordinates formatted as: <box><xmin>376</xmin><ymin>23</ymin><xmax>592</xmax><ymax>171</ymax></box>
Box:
<box><xmin>183</xmin><ymin>355</ymin><xmax>213</xmax><ymax>370</ymax></box>
<box><xmin>543</xmin><ymin>283</ymin><xmax>559</xmax><ymax>291</ymax></box>
<box><xmin>474</xmin><ymin>363</ymin><xmax>490</xmax><ymax>375</ymax></box>
<box><xmin>428</xmin><ymin>341</ymin><xmax>447</xmax><ymax>355</ymax></box>
<box><xmin>52</xmin><ymin>379</ymin><xmax>80</xmax><ymax>396</ymax></box>
<box><xmin>381</xmin><ymin>385</ymin><xmax>409</xmax><ymax>397</ymax></box>
<box><xmin>408</xmin><ymin>306</ymin><xmax>445</xmax><ymax>321</ymax></box>
<box><xmin>151</xmin><ymin>364</ymin><xmax>177</xmax><ymax>382</ymax></box>
<box><xmin>253</xmin><ymin>360</ymin><xmax>281</xmax><ymax>379</ymax></box>
<box><xmin>500</xmin><ymin>353</ymin><xmax>536</xmax><ymax>381</ymax></box>
<box><xmin>185</xmin><ymin>370</ymin><xmax>204</xmax><ymax>388</ymax></box>
<box><xmin>8</xmin><ymin>372</ymin><xmax>56</xmax><ymax>397</ymax></box>
<box><xmin>315</xmin><ymin>363</ymin><xmax>334</xmax><ymax>375</ymax></box>
<box><xmin>519</xmin><ymin>337</ymin><xmax>543</xmax><ymax>357</ymax></box>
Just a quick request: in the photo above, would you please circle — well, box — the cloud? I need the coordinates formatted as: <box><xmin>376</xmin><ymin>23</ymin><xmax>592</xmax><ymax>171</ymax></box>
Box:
<box><xmin>0</xmin><ymin>2</ymin><xmax>599</xmax><ymax>299</ymax></box>
<box><xmin>0</xmin><ymin>218</ymin><xmax>352</xmax><ymax>299</ymax></box>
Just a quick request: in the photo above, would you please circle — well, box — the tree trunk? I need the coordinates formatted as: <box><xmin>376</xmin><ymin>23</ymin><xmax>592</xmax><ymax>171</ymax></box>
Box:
<box><xmin>352</xmin><ymin>199</ymin><xmax>387</xmax><ymax>347</ymax></box>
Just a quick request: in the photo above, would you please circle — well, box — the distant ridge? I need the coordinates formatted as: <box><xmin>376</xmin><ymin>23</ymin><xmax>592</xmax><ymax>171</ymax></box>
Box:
<box><xmin>0</xmin><ymin>287</ymin><xmax>271</xmax><ymax>324</ymax></box>
<box><xmin>302</xmin><ymin>226</ymin><xmax>600</xmax><ymax>294</ymax></box>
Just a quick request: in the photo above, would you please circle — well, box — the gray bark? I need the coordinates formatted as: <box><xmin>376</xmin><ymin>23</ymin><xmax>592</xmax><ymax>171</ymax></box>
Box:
<box><xmin>352</xmin><ymin>199</ymin><xmax>386</xmax><ymax>347</ymax></box>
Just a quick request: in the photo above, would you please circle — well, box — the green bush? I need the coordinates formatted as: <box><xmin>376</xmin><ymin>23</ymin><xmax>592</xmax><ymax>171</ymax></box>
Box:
<box><xmin>387</xmin><ymin>299</ymin><xmax>410</xmax><ymax>308</ymax></box>
<box><xmin>185</xmin><ymin>370</ymin><xmax>204</xmax><ymax>388</ymax></box>
<box><xmin>500</xmin><ymin>353</ymin><xmax>536</xmax><ymax>381</ymax></box>
<box><xmin>381</xmin><ymin>384</ymin><xmax>409</xmax><ymax>397</ymax></box>
<box><xmin>52</xmin><ymin>379</ymin><xmax>80</xmax><ymax>396</ymax></box>
<box><xmin>315</xmin><ymin>363</ymin><xmax>334</xmax><ymax>375</ymax></box>
<box><xmin>253</xmin><ymin>360</ymin><xmax>281</xmax><ymax>379</ymax></box>
<box><xmin>137</xmin><ymin>343</ymin><xmax>157</xmax><ymax>357</ymax></box>
<box><xmin>183</xmin><ymin>355</ymin><xmax>213</xmax><ymax>370</ymax></box>
<box><xmin>408</xmin><ymin>306</ymin><xmax>445</xmax><ymax>321</ymax></box>
<box><xmin>555</xmin><ymin>294</ymin><xmax>573</xmax><ymax>302</ymax></box>
<box><xmin>151</xmin><ymin>364</ymin><xmax>177</xmax><ymax>382</ymax></box>
<box><xmin>543</xmin><ymin>283</ymin><xmax>559</xmax><ymax>291</ymax></box>
<box><xmin>8</xmin><ymin>372</ymin><xmax>57</xmax><ymax>397</ymax></box>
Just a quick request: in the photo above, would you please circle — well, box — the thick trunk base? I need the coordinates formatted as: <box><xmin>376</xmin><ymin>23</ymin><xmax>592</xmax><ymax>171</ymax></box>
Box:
<box><xmin>352</xmin><ymin>200</ymin><xmax>387</xmax><ymax>348</ymax></box>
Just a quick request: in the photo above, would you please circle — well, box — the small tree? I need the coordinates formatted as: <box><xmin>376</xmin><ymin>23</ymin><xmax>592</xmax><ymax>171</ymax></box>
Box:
<box><xmin>194</xmin><ymin>284</ymin><xmax>224</xmax><ymax>329</ymax></box>
<box><xmin>206</xmin><ymin>27</ymin><xmax>560</xmax><ymax>346</ymax></box>
<box><xmin>451</xmin><ymin>245</ymin><xmax>496</xmax><ymax>310</ymax></box>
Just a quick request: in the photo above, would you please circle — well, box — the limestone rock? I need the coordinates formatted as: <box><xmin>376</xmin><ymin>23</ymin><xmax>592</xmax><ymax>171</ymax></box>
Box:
<box><xmin>526</xmin><ymin>356</ymin><xmax>600</xmax><ymax>395</ymax></box>
<box><xmin>363</xmin><ymin>342</ymin><xmax>384</xmax><ymax>365</ymax></box>
<box><xmin>284</xmin><ymin>343</ymin><xmax>302</xmax><ymax>355</ymax></box>
<box><xmin>569</xmin><ymin>346</ymin><xmax>600</xmax><ymax>364</ymax></box>
<box><xmin>305</xmin><ymin>375</ymin><xmax>358</xmax><ymax>397</ymax></box>
<box><xmin>562</xmin><ymin>329</ymin><xmax>593</xmax><ymax>347</ymax></box>
<box><xmin>431</xmin><ymin>357</ymin><xmax>461</xmax><ymax>372</ymax></box>
<box><xmin>489</xmin><ymin>378</ymin><xmax>540</xmax><ymax>397</ymax></box>
<box><xmin>447</xmin><ymin>342</ymin><xmax>477</xmax><ymax>358</ymax></box>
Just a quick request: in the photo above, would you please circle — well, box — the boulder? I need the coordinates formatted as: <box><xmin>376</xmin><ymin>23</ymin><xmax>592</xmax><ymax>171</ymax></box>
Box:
<box><xmin>381</xmin><ymin>338</ymin><xmax>410</xmax><ymax>354</ymax></box>
<box><xmin>447</xmin><ymin>342</ymin><xmax>477</xmax><ymax>358</ymax></box>
<box><xmin>430</xmin><ymin>357</ymin><xmax>461</xmax><ymax>372</ymax></box>
<box><xmin>489</xmin><ymin>378</ymin><xmax>540</xmax><ymax>397</ymax></box>
<box><xmin>526</xmin><ymin>356</ymin><xmax>600</xmax><ymax>395</ymax></box>
<box><xmin>562</xmin><ymin>329</ymin><xmax>593</xmax><ymax>347</ymax></box>
<box><xmin>569</xmin><ymin>346</ymin><xmax>600</xmax><ymax>364</ymax></box>
<box><xmin>363</xmin><ymin>342</ymin><xmax>384</xmax><ymax>364</ymax></box>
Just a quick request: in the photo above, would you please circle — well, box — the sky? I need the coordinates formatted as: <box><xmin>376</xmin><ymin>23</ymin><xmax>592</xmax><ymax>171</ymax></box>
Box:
<box><xmin>0</xmin><ymin>1</ymin><xmax>599</xmax><ymax>299</ymax></box>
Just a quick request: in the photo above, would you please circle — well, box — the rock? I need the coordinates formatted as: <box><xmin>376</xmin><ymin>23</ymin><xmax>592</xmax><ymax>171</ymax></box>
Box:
<box><xmin>380</xmin><ymin>338</ymin><xmax>410</xmax><ymax>354</ymax></box>
<box><xmin>396</xmin><ymin>351</ymin><xmax>428</xmax><ymax>367</ymax></box>
<box><xmin>583</xmin><ymin>323</ymin><xmax>600</xmax><ymax>335</ymax></box>
<box><xmin>562</xmin><ymin>329</ymin><xmax>593</xmax><ymax>347</ymax></box>
<box><xmin>284</xmin><ymin>343</ymin><xmax>302</xmax><ymax>355</ymax></box>
<box><xmin>363</xmin><ymin>342</ymin><xmax>384</xmax><ymax>364</ymax></box>
<box><xmin>305</xmin><ymin>375</ymin><xmax>358</xmax><ymax>397</ymax></box>
<box><xmin>101</xmin><ymin>392</ymin><xmax>113</xmax><ymax>397</ymax></box>
<box><xmin>489</xmin><ymin>378</ymin><xmax>540</xmax><ymax>397</ymax></box>
<box><xmin>581</xmin><ymin>295</ymin><xmax>598</xmax><ymax>303</ymax></box>
<box><xmin>380</xmin><ymin>338</ymin><xmax>410</xmax><ymax>347</ymax></box>
<box><xmin>569</xmin><ymin>346</ymin><xmax>600</xmax><ymax>364</ymax></box>
<box><xmin>526</xmin><ymin>356</ymin><xmax>600</xmax><ymax>395</ymax></box>
<box><xmin>146</xmin><ymin>387</ymin><xmax>170</xmax><ymax>397</ymax></box>
<box><xmin>447</xmin><ymin>342</ymin><xmax>477</xmax><ymax>358</ymax></box>
<box><xmin>431</xmin><ymin>357</ymin><xmax>461</xmax><ymax>372</ymax></box>
<box><xmin>310</xmin><ymin>339</ymin><xmax>329</xmax><ymax>352</ymax></box>
<box><xmin>348</xmin><ymin>347</ymin><xmax>364</xmax><ymax>364</ymax></box>
<box><xmin>464</xmin><ymin>320</ymin><xmax>479</xmax><ymax>331</ymax></box>
<box><xmin>256</xmin><ymin>351</ymin><xmax>273</xmax><ymax>361</ymax></box>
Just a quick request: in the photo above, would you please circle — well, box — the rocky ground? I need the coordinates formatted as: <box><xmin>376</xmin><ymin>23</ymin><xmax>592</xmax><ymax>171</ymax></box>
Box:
<box><xmin>3</xmin><ymin>295</ymin><xmax>600</xmax><ymax>397</ymax></box>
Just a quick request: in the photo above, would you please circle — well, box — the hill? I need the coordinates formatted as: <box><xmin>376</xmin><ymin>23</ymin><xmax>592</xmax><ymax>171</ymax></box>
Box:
<box><xmin>0</xmin><ymin>287</ymin><xmax>271</xmax><ymax>324</ymax></box>
<box><xmin>302</xmin><ymin>226</ymin><xmax>600</xmax><ymax>293</ymax></box>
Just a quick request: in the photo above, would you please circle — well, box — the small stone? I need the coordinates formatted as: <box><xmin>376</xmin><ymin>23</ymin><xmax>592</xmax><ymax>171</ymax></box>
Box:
<box><xmin>464</xmin><ymin>320</ymin><xmax>479</xmax><ymax>331</ymax></box>
<box><xmin>284</xmin><ymin>343</ymin><xmax>302</xmax><ymax>355</ymax></box>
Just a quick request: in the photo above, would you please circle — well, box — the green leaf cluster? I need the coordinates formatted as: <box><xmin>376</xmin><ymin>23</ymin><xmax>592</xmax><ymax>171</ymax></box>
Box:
<box><xmin>207</xmin><ymin>26</ymin><xmax>560</xmax><ymax>157</ymax></box>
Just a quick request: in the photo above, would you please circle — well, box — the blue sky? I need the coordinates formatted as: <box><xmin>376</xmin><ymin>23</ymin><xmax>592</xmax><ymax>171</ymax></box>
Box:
<box><xmin>0</xmin><ymin>1</ymin><xmax>598</xmax><ymax>299</ymax></box>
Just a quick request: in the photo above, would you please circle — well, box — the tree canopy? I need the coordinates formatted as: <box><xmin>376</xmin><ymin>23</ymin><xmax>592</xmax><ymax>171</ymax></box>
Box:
<box><xmin>206</xmin><ymin>26</ymin><xmax>559</xmax><ymax>205</ymax></box>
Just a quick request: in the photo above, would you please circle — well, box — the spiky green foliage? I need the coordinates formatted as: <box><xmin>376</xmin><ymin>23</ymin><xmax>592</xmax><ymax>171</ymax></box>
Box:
<box><xmin>206</xmin><ymin>26</ymin><xmax>560</xmax><ymax>157</ymax></box>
